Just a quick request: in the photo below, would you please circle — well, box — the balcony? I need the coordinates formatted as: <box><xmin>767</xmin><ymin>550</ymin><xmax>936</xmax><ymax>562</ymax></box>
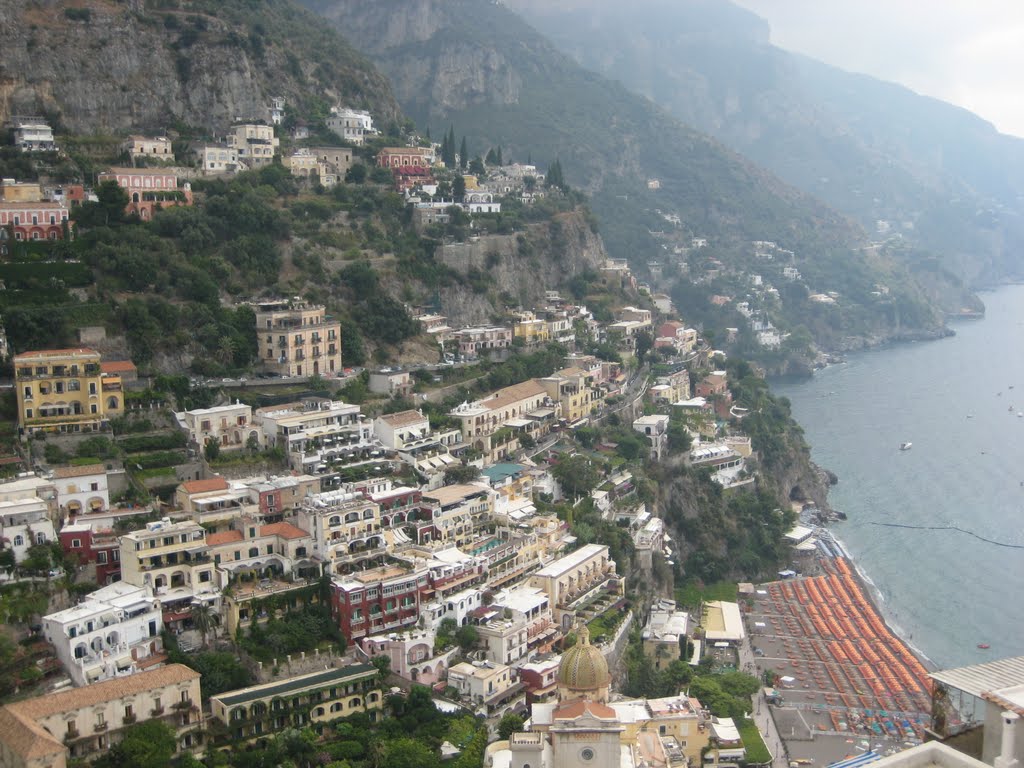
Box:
<box><xmin>151</xmin><ymin>706</ymin><xmax>165</xmax><ymax>716</ymax></box>
<box><xmin>123</xmin><ymin>714</ymin><xmax>137</xmax><ymax>725</ymax></box>
<box><xmin>173</xmin><ymin>699</ymin><xmax>194</xmax><ymax>711</ymax></box>
<box><xmin>64</xmin><ymin>729</ymin><xmax>80</xmax><ymax>742</ymax></box>
<box><xmin>94</xmin><ymin>722</ymin><xmax>108</xmax><ymax>733</ymax></box>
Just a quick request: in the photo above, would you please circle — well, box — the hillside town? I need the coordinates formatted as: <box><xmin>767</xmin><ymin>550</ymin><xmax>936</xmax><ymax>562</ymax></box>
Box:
<box><xmin>1</xmin><ymin>66</ymin><xmax>1020</xmax><ymax>768</ymax></box>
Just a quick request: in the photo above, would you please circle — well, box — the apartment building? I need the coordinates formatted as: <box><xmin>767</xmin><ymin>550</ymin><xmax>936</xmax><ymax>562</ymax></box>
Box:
<box><xmin>518</xmin><ymin>654</ymin><xmax>562</xmax><ymax>704</ymax></box>
<box><xmin>58</xmin><ymin>520</ymin><xmax>121</xmax><ymax>584</ymax></box>
<box><xmin>360</xmin><ymin>627</ymin><xmax>457</xmax><ymax>686</ymax></box>
<box><xmin>529</xmin><ymin>544</ymin><xmax>621</xmax><ymax>630</ymax></box>
<box><xmin>42</xmin><ymin>582</ymin><xmax>163</xmax><ymax>686</ymax></box>
<box><xmin>14</xmin><ymin>348</ymin><xmax>124</xmax><ymax>433</ymax></box>
<box><xmin>449</xmin><ymin>380</ymin><xmax>561</xmax><ymax>464</ymax></box>
<box><xmin>255</xmin><ymin>398</ymin><xmax>373</xmax><ymax>472</ymax></box>
<box><xmin>193</xmin><ymin>143</ymin><xmax>241</xmax><ymax>174</ymax></box>
<box><xmin>538</xmin><ymin>367</ymin><xmax>600</xmax><ymax>425</ymax></box>
<box><xmin>0</xmin><ymin>494</ymin><xmax>56</xmax><ymax>564</ymax></box>
<box><xmin>53</xmin><ymin>464</ymin><xmax>109</xmax><ymax>517</ymax></box>
<box><xmin>97</xmin><ymin>168</ymin><xmax>193</xmax><ymax>220</ymax></box>
<box><xmin>122</xmin><ymin>135</ymin><xmax>173</xmax><ymax>160</ymax></box>
<box><xmin>420</xmin><ymin>484</ymin><xmax>492</xmax><ymax>548</ymax></box>
<box><xmin>294</xmin><ymin>491</ymin><xmax>384</xmax><ymax>575</ymax></box>
<box><xmin>642</xmin><ymin>599</ymin><xmax>690</xmax><ymax>671</ymax></box>
<box><xmin>326</xmin><ymin>108</ymin><xmax>374</xmax><ymax>145</ymax></box>
<box><xmin>0</xmin><ymin>199</ymin><xmax>70</xmax><ymax>242</ymax></box>
<box><xmin>226</xmin><ymin>122</ymin><xmax>279</xmax><ymax>167</ymax></box>
<box><xmin>376</xmin><ymin>146</ymin><xmax>434</xmax><ymax>168</ymax></box>
<box><xmin>206</xmin><ymin>517</ymin><xmax>318</xmax><ymax>584</ymax></box>
<box><xmin>512</xmin><ymin>312</ymin><xmax>550</xmax><ymax>345</ymax></box>
<box><xmin>633</xmin><ymin>414</ymin><xmax>670</xmax><ymax>461</ymax></box>
<box><xmin>454</xmin><ymin>326</ymin><xmax>513</xmax><ymax>360</ymax></box>
<box><xmin>12</xmin><ymin>117</ymin><xmax>55</xmax><ymax>152</ymax></box>
<box><xmin>209</xmin><ymin>664</ymin><xmax>381</xmax><ymax>744</ymax></box>
<box><xmin>118</xmin><ymin>519</ymin><xmax>216</xmax><ymax>630</ymax></box>
<box><xmin>447</xmin><ymin>661</ymin><xmax>526</xmax><ymax>719</ymax></box>
<box><xmin>0</xmin><ymin>664</ymin><xmax>202</xmax><ymax>768</ymax></box>
<box><xmin>175</xmin><ymin>402</ymin><xmax>255</xmax><ymax>450</ymax></box>
<box><xmin>254</xmin><ymin>299</ymin><xmax>342</xmax><ymax>378</ymax></box>
<box><xmin>330</xmin><ymin>564</ymin><xmax>430</xmax><ymax>641</ymax></box>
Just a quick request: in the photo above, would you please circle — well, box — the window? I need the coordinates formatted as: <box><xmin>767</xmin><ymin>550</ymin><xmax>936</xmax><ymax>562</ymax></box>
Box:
<box><xmin>13</xmin><ymin>535</ymin><xmax>24</xmax><ymax>547</ymax></box>
<box><xmin>97</xmin><ymin>551</ymin><xmax>108</xmax><ymax>564</ymax></box>
<box><xmin>89</xmin><ymin>383</ymin><xmax>97</xmax><ymax>395</ymax></box>
<box><xmin>25</xmin><ymin>409</ymin><xmax>32</xmax><ymax>419</ymax></box>
<box><xmin>35</xmin><ymin>532</ymin><xmax>46</xmax><ymax>544</ymax></box>
<box><xmin>71</xmin><ymin>539</ymin><xmax>82</xmax><ymax>548</ymax></box>
<box><xmin>113</xmin><ymin>550</ymin><xmax>120</xmax><ymax>562</ymax></box>
<box><xmin>199</xmin><ymin>571</ymin><xmax>211</xmax><ymax>583</ymax></box>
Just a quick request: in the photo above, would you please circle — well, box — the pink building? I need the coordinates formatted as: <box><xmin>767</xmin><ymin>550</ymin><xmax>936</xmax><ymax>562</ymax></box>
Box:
<box><xmin>97</xmin><ymin>168</ymin><xmax>193</xmax><ymax>221</ymax></box>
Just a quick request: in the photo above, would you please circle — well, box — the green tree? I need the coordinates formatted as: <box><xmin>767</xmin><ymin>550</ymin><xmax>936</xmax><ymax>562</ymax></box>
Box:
<box><xmin>381</xmin><ymin>737</ymin><xmax>435</xmax><ymax>768</ymax></box>
<box><xmin>497</xmin><ymin>712</ymin><xmax>525</xmax><ymax>740</ymax></box>
<box><xmin>105</xmin><ymin>720</ymin><xmax>176</xmax><ymax>768</ymax></box>
<box><xmin>453</xmin><ymin>174</ymin><xmax>466</xmax><ymax>202</ymax></box>
<box><xmin>459</xmin><ymin>136</ymin><xmax>468</xmax><ymax>170</ymax></box>
<box><xmin>190</xmin><ymin>602</ymin><xmax>220</xmax><ymax>648</ymax></box>
<box><xmin>204</xmin><ymin>439</ymin><xmax>221</xmax><ymax>462</ymax></box>
<box><xmin>552</xmin><ymin>454</ymin><xmax>601</xmax><ymax>498</ymax></box>
<box><xmin>455</xmin><ymin>624</ymin><xmax>478</xmax><ymax>652</ymax></box>
<box><xmin>371</xmin><ymin>654</ymin><xmax>392</xmax><ymax>682</ymax></box>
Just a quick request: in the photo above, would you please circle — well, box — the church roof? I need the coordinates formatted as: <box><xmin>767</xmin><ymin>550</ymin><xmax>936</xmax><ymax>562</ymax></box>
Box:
<box><xmin>553</xmin><ymin>699</ymin><xmax>617</xmax><ymax>720</ymax></box>
<box><xmin>557</xmin><ymin>624</ymin><xmax>610</xmax><ymax>691</ymax></box>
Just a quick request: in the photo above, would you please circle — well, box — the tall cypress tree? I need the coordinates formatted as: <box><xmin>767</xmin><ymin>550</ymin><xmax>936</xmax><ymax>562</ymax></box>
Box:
<box><xmin>459</xmin><ymin>136</ymin><xmax>468</xmax><ymax>170</ymax></box>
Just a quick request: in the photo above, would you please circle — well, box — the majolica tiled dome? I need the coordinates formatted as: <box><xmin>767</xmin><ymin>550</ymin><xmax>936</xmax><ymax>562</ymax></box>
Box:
<box><xmin>557</xmin><ymin>624</ymin><xmax>610</xmax><ymax>691</ymax></box>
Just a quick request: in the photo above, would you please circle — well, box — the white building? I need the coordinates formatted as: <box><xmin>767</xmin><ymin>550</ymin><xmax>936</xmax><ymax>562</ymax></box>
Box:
<box><xmin>175</xmin><ymin>402</ymin><xmax>256</xmax><ymax>450</ymax></box>
<box><xmin>256</xmin><ymin>398</ymin><xmax>375</xmax><ymax>472</ymax></box>
<box><xmin>193</xmin><ymin>143</ymin><xmax>241</xmax><ymax>174</ymax></box>
<box><xmin>42</xmin><ymin>582</ymin><xmax>163</xmax><ymax>686</ymax></box>
<box><xmin>422</xmin><ymin>586</ymin><xmax>485</xmax><ymax>631</ymax></box>
<box><xmin>13</xmin><ymin>118</ymin><xmax>55</xmax><ymax>152</ymax></box>
<box><xmin>0</xmin><ymin>475</ymin><xmax>57</xmax><ymax>564</ymax></box>
<box><xmin>447</xmin><ymin>660</ymin><xmax>525</xmax><ymax>719</ymax></box>
<box><xmin>632</xmin><ymin>415</ymin><xmax>670</xmax><ymax>461</ymax></box>
<box><xmin>226</xmin><ymin>123</ymin><xmax>279</xmax><ymax>167</ymax></box>
<box><xmin>53</xmin><ymin>464</ymin><xmax>109</xmax><ymax>517</ymax></box>
<box><xmin>327</xmin><ymin>108</ymin><xmax>374</xmax><ymax>146</ymax></box>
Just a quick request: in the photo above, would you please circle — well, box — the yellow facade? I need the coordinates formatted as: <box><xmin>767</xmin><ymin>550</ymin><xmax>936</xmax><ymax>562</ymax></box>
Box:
<box><xmin>513</xmin><ymin>314</ymin><xmax>550</xmax><ymax>344</ymax></box>
<box><xmin>254</xmin><ymin>300</ymin><xmax>342</xmax><ymax>378</ymax></box>
<box><xmin>210</xmin><ymin>664</ymin><xmax>383</xmax><ymax>744</ymax></box>
<box><xmin>14</xmin><ymin>348</ymin><xmax>124</xmax><ymax>433</ymax></box>
<box><xmin>539</xmin><ymin>367</ymin><xmax>600</xmax><ymax>424</ymax></box>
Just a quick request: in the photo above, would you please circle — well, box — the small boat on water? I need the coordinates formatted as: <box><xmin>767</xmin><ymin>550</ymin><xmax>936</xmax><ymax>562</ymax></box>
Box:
<box><xmin>900</xmin><ymin>442</ymin><xmax>913</xmax><ymax>451</ymax></box>
<box><xmin>978</xmin><ymin>643</ymin><xmax>991</xmax><ymax>650</ymax></box>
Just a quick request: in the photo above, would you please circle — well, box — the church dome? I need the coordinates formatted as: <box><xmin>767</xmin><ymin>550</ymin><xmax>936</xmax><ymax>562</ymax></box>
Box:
<box><xmin>557</xmin><ymin>624</ymin><xmax>610</xmax><ymax>692</ymax></box>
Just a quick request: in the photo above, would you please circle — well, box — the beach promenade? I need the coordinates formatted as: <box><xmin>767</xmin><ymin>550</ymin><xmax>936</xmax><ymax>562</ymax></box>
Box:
<box><xmin>747</xmin><ymin>556</ymin><xmax>933</xmax><ymax>766</ymax></box>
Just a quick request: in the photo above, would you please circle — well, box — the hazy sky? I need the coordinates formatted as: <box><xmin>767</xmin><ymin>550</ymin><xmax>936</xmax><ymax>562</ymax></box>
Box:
<box><xmin>731</xmin><ymin>0</ymin><xmax>1024</xmax><ymax>138</ymax></box>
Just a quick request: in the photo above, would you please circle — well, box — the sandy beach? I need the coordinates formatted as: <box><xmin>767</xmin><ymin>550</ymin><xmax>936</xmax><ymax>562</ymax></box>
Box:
<box><xmin>748</xmin><ymin>554</ymin><xmax>934</xmax><ymax>766</ymax></box>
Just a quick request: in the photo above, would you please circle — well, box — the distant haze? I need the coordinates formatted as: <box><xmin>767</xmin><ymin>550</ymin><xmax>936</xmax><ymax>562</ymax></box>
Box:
<box><xmin>732</xmin><ymin>0</ymin><xmax>1024</xmax><ymax>138</ymax></box>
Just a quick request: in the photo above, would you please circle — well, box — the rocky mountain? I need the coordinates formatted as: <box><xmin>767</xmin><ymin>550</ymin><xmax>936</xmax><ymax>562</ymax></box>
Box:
<box><xmin>504</xmin><ymin>0</ymin><xmax>1024</xmax><ymax>288</ymax></box>
<box><xmin>0</xmin><ymin>0</ymin><xmax>399</xmax><ymax>136</ymax></box>
<box><xmin>300</xmin><ymin>0</ymin><xmax>970</xmax><ymax>354</ymax></box>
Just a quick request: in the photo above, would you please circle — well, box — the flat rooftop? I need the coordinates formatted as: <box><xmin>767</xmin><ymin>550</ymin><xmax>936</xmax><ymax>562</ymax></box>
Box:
<box><xmin>213</xmin><ymin>664</ymin><xmax>375</xmax><ymax>707</ymax></box>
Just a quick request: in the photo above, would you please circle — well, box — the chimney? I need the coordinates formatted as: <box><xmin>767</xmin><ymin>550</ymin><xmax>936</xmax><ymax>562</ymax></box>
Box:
<box><xmin>996</xmin><ymin>711</ymin><xmax>1021</xmax><ymax>768</ymax></box>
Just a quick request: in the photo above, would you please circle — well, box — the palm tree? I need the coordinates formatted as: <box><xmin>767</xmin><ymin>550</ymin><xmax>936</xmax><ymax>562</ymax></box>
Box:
<box><xmin>190</xmin><ymin>602</ymin><xmax>220</xmax><ymax>649</ymax></box>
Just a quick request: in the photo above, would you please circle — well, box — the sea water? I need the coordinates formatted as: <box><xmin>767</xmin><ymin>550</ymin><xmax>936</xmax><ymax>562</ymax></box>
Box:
<box><xmin>772</xmin><ymin>284</ymin><xmax>1024</xmax><ymax>669</ymax></box>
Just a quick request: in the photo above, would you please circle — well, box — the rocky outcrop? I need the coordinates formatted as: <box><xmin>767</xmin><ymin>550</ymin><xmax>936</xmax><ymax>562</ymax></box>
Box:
<box><xmin>432</xmin><ymin>210</ymin><xmax>605</xmax><ymax>325</ymax></box>
<box><xmin>0</xmin><ymin>1</ymin><xmax>398</xmax><ymax>135</ymax></box>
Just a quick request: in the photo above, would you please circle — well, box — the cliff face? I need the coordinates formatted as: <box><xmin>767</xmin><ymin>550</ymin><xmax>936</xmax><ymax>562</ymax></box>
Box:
<box><xmin>433</xmin><ymin>210</ymin><xmax>606</xmax><ymax>326</ymax></box>
<box><xmin>0</xmin><ymin>0</ymin><xmax>399</xmax><ymax>135</ymax></box>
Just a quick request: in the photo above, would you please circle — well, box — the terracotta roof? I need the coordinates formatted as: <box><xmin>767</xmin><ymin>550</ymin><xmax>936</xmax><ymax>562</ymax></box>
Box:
<box><xmin>13</xmin><ymin>347</ymin><xmax>99</xmax><ymax>361</ymax></box>
<box><xmin>260</xmin><ymin>522</ymin><xmax>309</xmax><ymax>540</ymax></box>
<box><xmin>52</xmin><ymin>463</ymin><xmax>105</xmax><ymax>479</ymax></box>
<box><xmin>481</xmin><ymin>380</ymin><xmax>547</xmax><ymax>412</ymax></box>
<box><xmin>100</xmin><ymin>360</ymin><xmax>137</xmax><ymax>374</ymax></box>
<box><xmin>0</xmin><ymin>200</ymin><xmax>67</xmax><ymax>209</ymax></box>
<box><xmin>7</xmin><ymin>664</ymin><xmax>199</xmax><ymax>720</ymax></box>
<box><xmin>180</xmin><ymin>477</ymin><xmax>229</xmax><ymax>494</ymax></box>
<box><xmin>0</xmin><ymin>706</ymin><xmax>65</xmax><ymax>761</ymax></box>
<box><xmin>379</xmin><ymin>409</ymin><xmax>427</xmax><ymax>428</ymax></box>
<box><xmin>206</xmin><ymin>530</ymin><xmax>244</xmax><ymax>546</ymax></box>
<box><xmin>552</xmin><ymin>699</ymin><xmax>617</xmax><ymax>720</ymax></box>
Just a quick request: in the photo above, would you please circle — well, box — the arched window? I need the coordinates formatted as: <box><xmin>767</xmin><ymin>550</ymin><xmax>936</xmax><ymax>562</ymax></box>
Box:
<box><xmin>13</xmin><ymin>535</ymin><xmax>24</xmax><ymax>547</ymax></box>
<box><xmin>107</xmin><ymin>396</ymin><xmax>119</xmax><ymax>410</ymax></box>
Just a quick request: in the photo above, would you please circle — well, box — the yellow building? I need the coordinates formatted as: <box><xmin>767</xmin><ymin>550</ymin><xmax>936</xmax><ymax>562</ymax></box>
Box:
<box><xmin>538</xmin><ymin>367</ymin><xmax>600</xmax><ymax>425</ymax></box>
<box><xmin>512</xmin><ymin>312</ymin><xmax>551</xmax><ymax>345</ymax></box>
<box><xmin>209</xmin><ymin>664</ymin><xmax>382</xmax><ymax>744</ymax></box>
<box><xmin>529</xmin><ymin>544</ymin><xmax>622</xmax><ymax>630</ymax></box>
<box><xmin>14</xmin><ymin>348</ymin><xmax>124</xmax><ymax>434</ymax></box>
<box><xmin>0</xmin><ymin>664</ymin><xmax>202</xmax><ymax>768</ymax></box>
<box><xmin>254</xmin><ymin>299</ymin><xmax>342</xmax><ymax>378</ymax></box>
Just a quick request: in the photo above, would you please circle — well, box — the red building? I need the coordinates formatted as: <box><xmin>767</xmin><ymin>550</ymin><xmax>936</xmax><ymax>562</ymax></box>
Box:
<box><xmin>0</xmin><ymin>201</ymin><xmax>69</xmax><ymax>243</ymax></box>
<box><xmin>392</xmin><ymin>164</ymin><xmax>433</xmax><ymax>193</ymax></box>
<box><xmin>96</xmin><ymin>168</ymin><xmax>193</xmax><ymax>221</ymax></box>
<box><xmin>58</xmin><ymin>521</ymin><xmax>121</xmax><ymax>584</ymax></box>
<box><xmin>330</xmin><ymin>565</ymin><xmax>430</xmax><ymax>642</ymax></box>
